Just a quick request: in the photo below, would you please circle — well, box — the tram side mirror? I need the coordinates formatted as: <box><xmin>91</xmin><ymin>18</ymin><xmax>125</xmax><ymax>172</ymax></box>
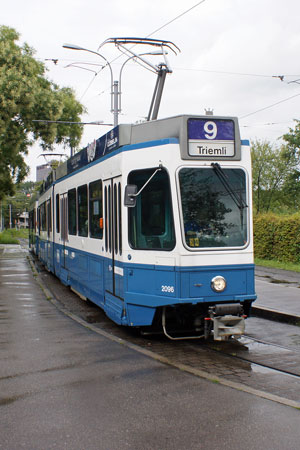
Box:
<box><xmin>124</xmin><ymin>185</ymin><xmax>138</xmax><ymax>207</ymax></box>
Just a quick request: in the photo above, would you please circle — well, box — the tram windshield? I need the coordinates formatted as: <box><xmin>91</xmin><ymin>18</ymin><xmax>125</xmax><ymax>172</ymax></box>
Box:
<box><xmin>178</xmin><ymin>167</ymin><xmax>248</xmax><ymax>248</ymax></box>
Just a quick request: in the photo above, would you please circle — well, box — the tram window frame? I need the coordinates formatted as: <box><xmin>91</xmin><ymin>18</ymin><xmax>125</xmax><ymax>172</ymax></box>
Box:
<box><xmin>78</xmin><ymin>184</ymin><xmax>88</xmax><ymax>237</ymax></box>
<box><xmin>114</xmin><ymin>183</ymin><xmax>118</xmax><ymax>254</ymax></box>
<box><xmin>127</xmin><ymin>168</ymin><xmax>176</xmax><ymax>251</ymax></box>
<box><xmin>40</xmin><ymin>202</ymin><xmax>46</xmax><ymax>232</ymax></box>
<box><xmin>89</xmin><ymin>179</ymin><xmax>103</xmax><ymax>240</ymax></box>
<box><xmin>56</xmin><ymin>194</ymin><xmax>60</xmax><ymax>233</ymax></box>
<box><xmin>38</xmin><ymin>207</ymin><xmax>41</xmax><ymax>234</ymax></box>
<box><xmin>108</xmin><ymin>184</ymin><xmax>112</xmax><ymax>252</ymax></box>
<box><xmin>104</xmin><ymin>186</ymin><xmax>108</xmax><ymax>250</ymax></box>
<box><xmin>68</xmin><ymin>188</ymin><xmax>77</xmax><ymax>236</ymax></box>
<box><xmin>46</xmin><ymin>199</ymin><xmax>52</xmax><ymax>236</ymax></box>
<box><xmin>37</xmin><ymin>207</ymin><xmax>40</xmax><ymax>234</ymax></box>
<box><xmin>118</xmin><ymin>182</ymin><xmax>122</xmax><ymax>255</ymax></box>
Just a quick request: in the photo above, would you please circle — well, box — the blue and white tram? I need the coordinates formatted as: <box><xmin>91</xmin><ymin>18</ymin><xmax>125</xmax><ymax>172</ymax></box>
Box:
<box><xmin>31</xmin><ymin>114</ymin><xmax>256</xmax><ymax>340</ymax></box>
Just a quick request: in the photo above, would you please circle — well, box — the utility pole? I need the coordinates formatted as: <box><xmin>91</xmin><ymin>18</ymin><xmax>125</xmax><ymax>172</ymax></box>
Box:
<box><xmin>9</xmin><ymin>204</ymin><xmax>12</xmax><ymax>229</ymax></box>
<box><xmin>0</xmin><ymin>201</ymin><xmax>2</xmax><ymax>232</ymax></box>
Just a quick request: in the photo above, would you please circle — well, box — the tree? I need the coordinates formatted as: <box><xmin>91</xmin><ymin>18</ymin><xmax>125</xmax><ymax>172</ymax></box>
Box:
<box><xmin>283</xmin><ymin>120</ymin><xmax>300</xmax><ymax>160</ymax></box>
<box><xmin>1</xmin><ymin>181</ymin><xmax>37</xmax><ymax>228</ymax></box>
<box><xmin>281</xmin><ymin>121</ymin><xmax>300</xmax><ymax>209</ymax></box>
<box><xmin>0</xmin><ymin>26</ymin><xmax>85</xmax><ymax>199</ymax></box>
<box><xmin>251</xmin><ymin>139</ymin><xmax>298</xmax><ymax>213</ymax></box>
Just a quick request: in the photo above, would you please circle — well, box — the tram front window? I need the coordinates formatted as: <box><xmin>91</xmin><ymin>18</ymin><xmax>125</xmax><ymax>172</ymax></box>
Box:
<box><xmin>179</xmin><ymin>167</ymin><xmax>248</xmax><ymax>248</ymax></box>
<box><xmin>128</xmin><ymin>168</ymin><xmax>175</xmax><ymax>250</ymax></box>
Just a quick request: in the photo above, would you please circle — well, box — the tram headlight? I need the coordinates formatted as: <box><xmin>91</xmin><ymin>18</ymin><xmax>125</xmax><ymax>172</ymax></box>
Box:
<box><xmin>211</xmin><ymin>276</ymin><xmax>227</xmax><ymax>293</ymax></box>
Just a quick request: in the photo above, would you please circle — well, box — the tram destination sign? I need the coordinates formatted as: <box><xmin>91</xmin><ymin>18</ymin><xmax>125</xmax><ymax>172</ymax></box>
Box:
<box><xmin>188</xmin><ymin>118</ymin><xmax>235</xmax><ymax>158</ymax></box>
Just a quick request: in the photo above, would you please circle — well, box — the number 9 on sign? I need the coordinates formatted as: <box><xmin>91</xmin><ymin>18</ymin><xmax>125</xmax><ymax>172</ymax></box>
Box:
<box><xmin>204</xmin><ymin>121</ymin><xmax>217</xmax><ymax>140</ymax></box>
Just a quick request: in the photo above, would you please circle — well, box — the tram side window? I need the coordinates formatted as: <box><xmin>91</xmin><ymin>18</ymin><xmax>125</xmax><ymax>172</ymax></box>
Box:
<box><xmin>47</xmin><ymin>199</ymin><xmax>52</xmax><ymax>235</ymax></box>
<box><xmin>118</xmin><ymin>182</ymin><xmax>122</xmax><ymax>255</ymax></box>
<box><xmin>89</xmin><ymin>180</ymin><xmax>103</xmax><ymax>239</ymax></box>
<box><xmin>40</xmin><ymin>202</ymin><xmax>46</xmax><ymax>232</ymax></box>
<box><xmin>78</xmin><ymin>184</ymin><xmax>88</xmax><ymax>237</ymax></box>
<box><xmin>68</xmin><ymin>188</ymin><xmax>77</xmax><ymax>235</ymax></box>
<box><xmin>128</xmin><ymin>168</ymin><xmax>175</xmax><ymax>250</ymax></box>
<box><xmin>56</xmin><ymin>194</ymin><xmax>60</xmax><ymax>233</ymax></box>
<box><xmin>37</xmin><ymin>207</ymin><xmax>40</xmax><ymax>234</ymax></box>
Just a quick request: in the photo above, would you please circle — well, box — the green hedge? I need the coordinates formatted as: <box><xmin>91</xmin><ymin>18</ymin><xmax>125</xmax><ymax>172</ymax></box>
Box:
<box><xmin>253</xmin><ymin>213</ymin><xmax>300</xmax><ymax>263</ymax></box>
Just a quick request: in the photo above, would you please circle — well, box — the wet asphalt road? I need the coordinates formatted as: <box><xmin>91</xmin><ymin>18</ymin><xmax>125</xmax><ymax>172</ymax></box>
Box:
<box><xmin>1</xmin><ymin>248</ymin><xmax>300</xmax><ymax>449</ymax></box>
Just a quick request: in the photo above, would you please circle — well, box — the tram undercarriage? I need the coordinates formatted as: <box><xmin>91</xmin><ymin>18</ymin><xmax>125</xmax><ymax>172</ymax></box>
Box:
<box><xmin>143</xmin><ymin>301</ymin><xmax>252</xmax><ymax>341</ymax></box>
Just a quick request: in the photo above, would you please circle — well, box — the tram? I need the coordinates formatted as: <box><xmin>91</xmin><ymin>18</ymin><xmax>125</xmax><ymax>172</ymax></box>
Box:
<box><xmin>29</xmin><ymin>114</ymin><xmax>256</xmax><ymax>340</ymax></box>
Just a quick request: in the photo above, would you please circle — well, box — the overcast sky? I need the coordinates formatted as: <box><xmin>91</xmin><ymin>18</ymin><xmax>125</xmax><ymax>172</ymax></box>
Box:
<box><xmin>2</xmin><ymin>0</ymin><xmax>300</xmax><ymax>180</ymax></box>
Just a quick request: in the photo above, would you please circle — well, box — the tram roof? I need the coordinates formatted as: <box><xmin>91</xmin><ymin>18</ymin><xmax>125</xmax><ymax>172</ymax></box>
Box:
<box><xmin>40</xmin><ymin>114</ymin><xmax>240</xmax><ymax>194</ymax></box>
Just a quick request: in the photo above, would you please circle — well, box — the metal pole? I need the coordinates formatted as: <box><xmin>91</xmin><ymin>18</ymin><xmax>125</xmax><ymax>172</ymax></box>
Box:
<box><xmin>113</xmin><ymin>81</ymin><xmax>119</xmax><ymax>127</ymax></box>
<box><xmin>0</xmin><ymin>201</ymin><xmax>2</xmax><ymax>232</ymax></box>
<box><xmin>9</xmin><ymin>204</ymin><xmax>12</xmax><ymax>229</ymax></box>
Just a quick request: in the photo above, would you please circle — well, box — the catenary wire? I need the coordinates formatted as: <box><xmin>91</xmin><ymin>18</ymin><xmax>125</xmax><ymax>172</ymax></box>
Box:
<box><xmin>239</xmin><ymin>91</ymin><xmax>300</xmax><ymax>120</ymax></box>
<box><xmin>146</xmin><ymin>0</ymin><xmax>206</xmax><ymax>38</ymax></box>
<box><xmin>75</xmin><ymin>0</ymin><xmax>208</xmax><ymax>101</ymax></box>
<box><xmin>174</xmin><ymin>67</ymin><xmax>288</xmax><ymax>78</ymax></box>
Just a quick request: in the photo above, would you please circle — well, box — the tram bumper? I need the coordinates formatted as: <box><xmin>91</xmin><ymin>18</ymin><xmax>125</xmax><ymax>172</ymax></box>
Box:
<box><xmin>207</xmin><ymin>303</ymin><xmax>245</xmax><ymax>341</ymax></box>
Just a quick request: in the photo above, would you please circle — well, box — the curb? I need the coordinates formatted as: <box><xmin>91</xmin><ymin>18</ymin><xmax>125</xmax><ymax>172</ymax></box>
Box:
<box><xmin>252</xmin><ymin>305</ymin><xmax>300</xmax><ymax>325</ymax></box>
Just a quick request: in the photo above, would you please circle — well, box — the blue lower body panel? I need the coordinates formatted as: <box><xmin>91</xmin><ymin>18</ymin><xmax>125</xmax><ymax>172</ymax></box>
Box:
<box><xmin>37</xmin><ymin>240</ymin><xmax>257</xmax><ymax>329</ymax></box>
<box><xmin>104</xmin><ymin>291</ymin><xmax>126</xmax><ymax>325</ymax></box>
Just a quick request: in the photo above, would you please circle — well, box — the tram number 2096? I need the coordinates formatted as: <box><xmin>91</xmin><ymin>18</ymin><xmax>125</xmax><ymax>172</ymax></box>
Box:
<box><xmin>161</xmin><ymin>285</ymin><xmax>175</xmax><ymax>293</ymax></box>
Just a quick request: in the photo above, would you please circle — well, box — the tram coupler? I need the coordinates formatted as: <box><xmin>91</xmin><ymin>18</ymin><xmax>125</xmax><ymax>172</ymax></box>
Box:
<box><xmin>207</xmin><ymin>303</ymin><xmax>245</xmax><ymax>341</ymax></box>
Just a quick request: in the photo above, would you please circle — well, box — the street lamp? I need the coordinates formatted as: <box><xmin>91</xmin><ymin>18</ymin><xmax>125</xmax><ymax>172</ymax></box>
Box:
<box><xmin>63</xmin><ymin>38</ymin><xmax>179</xmax><ymax>125</ymax></box>
<box><xmin>63</xmin><ymin>44</ymin><xmax>119</xmax><ymax>127</ymax></box>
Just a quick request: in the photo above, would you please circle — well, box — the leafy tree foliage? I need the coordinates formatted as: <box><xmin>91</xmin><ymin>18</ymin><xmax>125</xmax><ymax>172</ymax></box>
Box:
<box><xmin>281</xmin><ymin>121</ymin><xmax>300</xmax><ymax>208</ymax></box>
<box><xmin>251</xmin><ymin>139</ymin><xmax>299</xmax><ymax>213</ymax></box>
<box><xmin>0</xmin><ymin>26</ymin><xmax>85</xmax><ymax>199</ymax></box>
<box><xmin>283</xmin><ymin>120</ymin><xmax>300</xmax><ymax>159</ymax></box>
<box><xmin>0</xmin><ymin>181</ymin><xmax>37</xmax><ymax>228</ymax></box>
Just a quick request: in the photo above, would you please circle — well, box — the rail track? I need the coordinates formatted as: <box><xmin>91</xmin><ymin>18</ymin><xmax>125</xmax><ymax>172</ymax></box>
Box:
<box><xmin>32</xmin><ymin>254</ymin><xmax>300</xmax><ymax>408</ymax></box>
<box><xmin>200</xmin><ymin>335</ymin><xmax>300</xmax><ymax>378</ymax></box>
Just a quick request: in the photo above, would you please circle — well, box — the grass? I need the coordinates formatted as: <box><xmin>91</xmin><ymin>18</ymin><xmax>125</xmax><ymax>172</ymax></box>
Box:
<box><xmin>255</xmin><ymin>257</ymin><xmax>300</xmax><ymax>273</ymax></box>
<box><xmin>0</xmin><ymin>228</ymin><xmax>29</xmax><ymax>244</ymax></box>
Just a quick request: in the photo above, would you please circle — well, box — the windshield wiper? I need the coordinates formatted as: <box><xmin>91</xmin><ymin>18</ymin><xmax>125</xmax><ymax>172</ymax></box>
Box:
<box><xmin>211</xmin><ymin>163</ymin><xmax>248</xmax><ymax>210</ymax></box>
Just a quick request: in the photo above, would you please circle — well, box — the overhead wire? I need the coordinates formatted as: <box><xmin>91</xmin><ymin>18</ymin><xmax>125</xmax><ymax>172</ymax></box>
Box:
<box><xmin>59</xmin><ymin>0</ymin><xmax>300</xmax><ymax>124</ymax></box>
<box><xmin>146</xmin><ymin>0</ymin><xmax>206</xmax><ymax>38</ymax></box>
<box><xmin>174</xmin><ymin>67</ymin><xmax>279</xmax><ymax>78</ymax></box>
<box><xmin>239</xmin><ymin>91</ymin><xmax>300</xmax><ymax>120</ymax></box>
<box><xmin>70</xmin><ymin>0</ymin><xmax>208</xmax><ymax>101</ymax></box>
<box><xmin>241</xmin><ymin>121</ymin><xmax>293</xmax><ymax>128</ymax></box>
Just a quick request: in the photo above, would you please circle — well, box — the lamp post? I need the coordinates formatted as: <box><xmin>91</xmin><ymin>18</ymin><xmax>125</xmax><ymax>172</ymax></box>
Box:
<box><xmin>9</xmin><ymin>203</ymin><xmax>12</xmax><ymax>229</ymax></box>
<box><xmin>63</xmin><ymin>38</ymin><xmax>179</xmax><ymax>125</ymax></box>
<box><xmin>63</xmin><ymin>44</ymin><xmax>119</xmax><ymax>127</ymax></box>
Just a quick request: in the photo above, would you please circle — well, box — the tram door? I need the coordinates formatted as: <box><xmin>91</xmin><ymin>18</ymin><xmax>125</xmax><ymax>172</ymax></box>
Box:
<box><xmin>103</xmin><ymin>176</ymin><xmax>123</xmax><ymax>298</ymax></box>
<box><xmin>60</xmin><ymin>193</ymin><xmax>68</xmax><ymax>269</ymax></box>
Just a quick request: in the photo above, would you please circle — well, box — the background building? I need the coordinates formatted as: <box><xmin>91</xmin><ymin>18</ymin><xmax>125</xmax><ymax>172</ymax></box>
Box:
<box><xmin>36</xmin><ymin>164</ymin><xmax>51</xmax><ymax>182</ymax></box>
